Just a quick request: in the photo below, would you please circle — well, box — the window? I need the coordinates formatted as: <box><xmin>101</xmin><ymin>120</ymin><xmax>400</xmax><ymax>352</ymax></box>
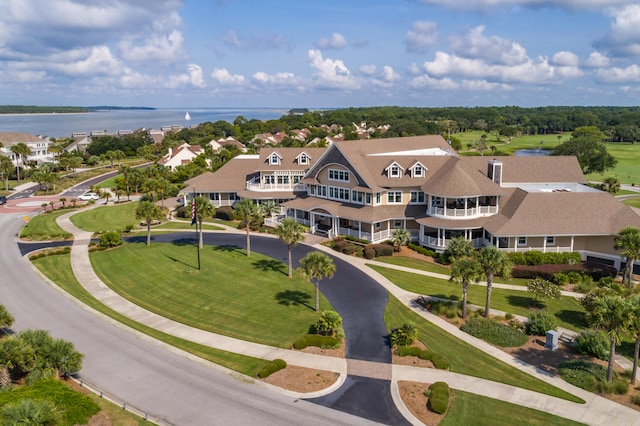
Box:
<box><xmin>517</xmin><ymin>236</ymin><xmax>527</xmax><ymax>246</ymax></box>
<box><xmin>309</xmin><ymin>185</ymin><xmax>316</xmax><ymax>195</ymax></box>
<box><xmin>546</xmin><ymin>236</ymin><xmax>555</xmax><ymax>245</ymax></box>
<box><xmin>412</xmin><ymin>165</ymin><xmax>424</xmax><ymax>177</ymax></box>
<box><xmin>387</xmin><ymin>191</ymin><xmax>402</xmax><ymax>204</ymax></box>
<box><xmin>375</xmin><ymin>222</ymin><xmax>381</xmax><ymax>229</ymax></box>
<box><xmin>328</xmin><ymin>169</ymin><xmax>350</xmax><ymax>182</ymax></box>
<box><xmin>329</xmin><ymin>186</ymin><xmax>349</xmax><ymax>201</ymax></box>
<box><xmin>264</xmin><ymin>175</ymin><xmax>275</xmax><ymax>184</ymax></box>
<box><xmin>351</xmin><ymin>191</ymin><xmax>363</xmax><ymax>204</ymax></box>
<box><xmin>298</xmin><ymin>154</ymin><xmax>309</xmax><ymax>165</ymax></box>
<box><xmin>317</xmin><ymin>185</ymin><xmax>327</xmax><ymax>197</ymax></box>
<box><xmin>269</xmin><ymin>153</ymin><xmax>280</xmax><ymax>165</ymax></box>
<box><xmin>375</xmin><ymin>192</ymin><xmax>381</xmax><ymax>204</ymax></box>
<box><xmin>389</xmin><ymin>165</ymin><xmax>400</xmax><ymax>177</ymax></box>
<box><xmin>394</xmin><ymin>220</ymin><xmax>402</xmax><ymax>228</ymax></box>
<box><xmin>229</xmin><ymin>193</ymin><xmax>237</xmax><ymax>200</ymax></box>
<box><xmin>410</xmin><ymin>191</ymin><xmax>425</xmax><ymax>204</ymax></box>
<box><xmin>365</xmin><ymin>193</ymin><xmax>372</xmax><ymax>205</ymax></box>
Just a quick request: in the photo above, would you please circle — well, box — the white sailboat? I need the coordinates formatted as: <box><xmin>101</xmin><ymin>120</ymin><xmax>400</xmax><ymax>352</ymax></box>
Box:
<box><xmin>185</xmin><ymin>112</ymin><xmax>191</xmax><ymax>121</ymax></box>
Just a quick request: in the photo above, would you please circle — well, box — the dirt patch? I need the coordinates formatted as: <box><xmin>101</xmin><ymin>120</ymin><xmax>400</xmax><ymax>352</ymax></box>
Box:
<box><xmin>261</xmin><ymin>365</ymin><xmax>340</xmax><ymax>393</ymax></box>
<box><xmin>398</xmin><ymin>381</ymin><xmax>444</xmax><ymax>426</ymax></box>
<box><xmin>300</xmin><ymin>341</ymin><xmax>346</xmax><ymax>359</ymax></box>
<box><xmin>392</xmin><ymin>341</ymin><xmax>435</xmax><ymax>369</ymax></box>
<box><xmin>394</xmin><ymin>248</ymin><xmax>442</xmax><ymax>265</ymax></box>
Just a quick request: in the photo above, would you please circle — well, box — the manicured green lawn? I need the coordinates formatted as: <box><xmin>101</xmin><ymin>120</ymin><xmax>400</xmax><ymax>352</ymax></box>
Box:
<box><xmin>440</xmin><ymin>389</ymin><xmax>585</xmax><ymax>426</ymax></box>
<box><xmin>32</xmin><ymin>253</ymin><xmax>269</xmax><ymax>377</ymax></box>
<box><xmin>90</xmin><ymin>242</ymin><xmax>331</xmax><ymax>347</ymax></box>
<box><xmin>385</xmin><ymin>295</ymin><xmax>583</xmax><ymax>403</ymax></box>
<box><xmin>373</xmin><ymin>265</ymin><xmax>587</xmax><ymax>331</ymax></box>
<box><xmin>96</xmin><ymin>173</ymin><xmax>121</xmax><ymax>189</ymax></box>
<box><xmin>622</xmin><ymin>196</ymin><xmax>640</xmax><ymax>208</ymax></box>
<box><xmin>70</xmin><ymin>202</ymin><xmax>139</xmax><ymax>232</ymax></box>
<box><xmin>20</xmin><ymin>210</ymin><xmax>73</xmax><ymax>240</ymax></box>
<box><xmin>585</xmin><ymin>143</ymin><xmax>640</xmax><ymax>185</ymax></box>
<box><xmin>155</xmin><ymin>221</ymin><xmax>224</xmax><ymax>231</ymax></box>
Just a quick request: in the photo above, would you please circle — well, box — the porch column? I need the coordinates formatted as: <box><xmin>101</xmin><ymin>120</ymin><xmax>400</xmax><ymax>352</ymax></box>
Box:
<box><xmin>543</xmin><ymin>237</ymin><xmax>547</xmax><ymax>253</ymax></box>
<box><xmin>358</xmin><ymin>221</ymin><xmax>362</xmax><ymax>239</ymax></box>
<box><xmin>570</xmin><ymin>235</ymin><xmax>574</xmax><ymax>251</ymax></box>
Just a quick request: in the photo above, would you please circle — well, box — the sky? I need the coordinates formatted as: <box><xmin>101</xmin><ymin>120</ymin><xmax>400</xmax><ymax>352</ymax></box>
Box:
<box><xmin>2</xmin><ymin>0</ymin><xmax>640</xmax><ymax>109</ymax></box>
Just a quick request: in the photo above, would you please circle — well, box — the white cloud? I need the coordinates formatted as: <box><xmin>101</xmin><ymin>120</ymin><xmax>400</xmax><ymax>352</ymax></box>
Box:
<box><xmin>551</xmin><ymin>51</ymin><xmax>579</xmax><ymax>67</ymax></box>
<box><xmin>595</xmin><ymin>4</ymin><xmax>640</xmax><ymax>58</ymax></box>
<box><xmin>414</xmin><ymin>0</ymin><xmax>631</xmax><ymax>11</ymax></box>
<box><xmin>595</xmin><ymin>64</ymin><xmax>640</xmax><ymax>83</ymax></box>
<box><xmin>221</xmin><ymin>30</ymin><xmax>294</xmax><ymax>52</ymax></box>
<box><xmin>409</xmin><ymin>74</ymin><xmax>458</xmax><ymax>90</ymax></box>
<box><xmin>316</xmin><ymin>33</ymin><xmax>348</xmax><ymax>50</ymax></box>
<box><xmin>407</xmin><ymin>63</ymin><xmax>421</xmax><ymax>75</ymax></box>
<box><xmin>382</xmin><ymin>66</ymin><xmax>402</xmax><ymax>82</ymax></box>
<box><xmin>307</xmin><ymin>49</ymin><xmax>360</xmax><ymax>90</ymax></box>
<box><xmin>359</xmin><ymin>65</ymin><xmax>377</xmax><ymax>76</ymax></box>
<box><xmin>210</xmin><ymin>68</ymin><xmax>246</xmax><ymax>86</ymax></box>
<box><xmin>119</xmin><ymin>29</ymin><xmax>185</xmax><ymax>62</ymax></box>
<box><xmin>450</xmin><ymin>26</ymin><xmax>527</xmax><ymax>66</ymax></box>
<box><xmin>53</xmin><ymin>45</ymin><xmax>123</xmax><ymax>77</ymax></box>
<box><xmin>252</xmin><ymin>71</ymin><xmax>297</xmax><ymax>86</ymax></box>
<box><xmin>187</xmin><ymin>64</ymin><xmax>206</xmax><ymax>88</ymax></box>
<box><xmin>585</xmin><ymin>51</ymin><xmax>611</xmax><ymax>67</ymax></box>
<box><xmin>404</xmin><ymin>21</ymin><xmax>438</xmax><ymax>53</ymax></box>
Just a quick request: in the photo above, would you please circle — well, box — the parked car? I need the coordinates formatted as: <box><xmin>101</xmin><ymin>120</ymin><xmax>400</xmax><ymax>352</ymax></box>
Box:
<box><xmin>78</xmin><ymin>192</ymin><xmax>100</xmax><ymax>201</ymax></box>
<box><xmin>0</xmin><ymin>196</ymin><xmax>6</xmax><ymax>205</ymax></box>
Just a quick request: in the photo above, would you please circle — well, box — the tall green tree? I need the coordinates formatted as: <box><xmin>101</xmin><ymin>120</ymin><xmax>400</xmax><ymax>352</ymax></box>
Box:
<box><xmin>298</xmin><ymin>251</ymin><xmax>336</xmax><ymax>312</ymax></box>
<box><xmin>614</xmin><ymin>227</ymin><xmax>640</xmax><ymax>288</ymax></box>
<box><xmin>235</xmin><ymin>198</ymin><xmax>259</xmax><ymax>256</ymax></box>
<box><xmin>450</xmin><ymin>256</ymin><xmax>483</xmax><ymax>319</ymax></box>
<box><xmin>135</xmin><ymin>200</ymin><xmax>163</xmax><ymax>246</ymax></box>
<box><xmin>275</xmin><ymin>218</ymin><xmax>307</xmax><ymax>277</ymax></box>
<box><xmin>587</xmin><ymin>295</ymin><xmax>632</xmax><ymax>382</ymax></box>
<box><xmin>0</xmin><ymin>156</ymin><xmax>13</xmax><ymax>191</ymax></box>
<box><xmin>628</xmin><ymin>296</ymin><xmax>640</xmax><ymax>385</ymax></box>
<box><xmin>391</xmin><ymin>229</ymin><xmax>411</xmax><ymax>252</ymax></box>
<box><xmin>9</xmin><ymin>142</ymin><xmax>31</xmax><ymax>182</ymax></box>
<box><xmin>194</xmin><ymin>196</ymin><xmax>215</xmax><ymax>248</ymax></box>
<box><xmin>477</xmin><ymin>246</ymin><xmax>512</xmax><ymax>318</ymax></box>
<box><xmin>445</xmin><ymin>237</ymin><xmax>474</xmax><ymax>262</ymax></box>
<box><xmin>551</xmin><ymin>126</ymin><xmax>617</xmax><ymax>174</ymax></box>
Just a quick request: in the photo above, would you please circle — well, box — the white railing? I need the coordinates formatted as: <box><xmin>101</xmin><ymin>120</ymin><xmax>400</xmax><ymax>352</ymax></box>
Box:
<box><xmin>501</xmin><ymin>246</ymin><xmax>573</xmax><ymax>253</ymax></box>
<box><xmin>212</xmin><ymin>200</ymin><xmax>235</xmax><ymax>207</ymax></box>
<box><xmin>245</xmin><ymin>182</ymin><xmax>307</xmax><ymax>192</ymax></box>
<box><xmin>337</xmin><ymin>227</ymin><xmax>372</xmax><ymax>241</ymax></box>
<box><xmin>428</xmin><ymin>205</ymin><xmax>498</xmax><ymax>218</ymax></box>
<box><xmin>420</xmin><ymin>236</ymin><xmax>484</xmax><ymax>249</ymax></box>
<box><xmin>264</xmin><ymin>215</ymin><xmax>284</xmax><ymax>227</ymax></box>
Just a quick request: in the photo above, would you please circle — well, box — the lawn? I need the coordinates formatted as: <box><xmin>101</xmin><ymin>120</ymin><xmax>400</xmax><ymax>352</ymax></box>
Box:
<box><xmin>455</xmin><ymin>131</ymin><xmax>562</xmax><ymax>155</ymax></box>
<box><xmin>32</xmin><ymin>253</ymin><xmax>269</xmax><ymax>377</ymax></box>
<box><xmin>20</xmin><ymin>210</ymin><xmax>73</xmax><ymax>240</ymax></box>
<box><xmin>622</xmin><ymin>196</ymin><xmax>640</xmax><ymax>209</ymax></box>
<box><xmin>373</xmin><ymin>265</ymin><xmax>587</xmax><ymax>331</ymax></box>
<box><xmin>385</xmin><ymin>295</ymin><xmax>583</xmax><ymax>403</ymax></box>
<box><xmin>439</xmin><ymin>389</ymin><xmax>585</xmax><ymax>426</ymax></box>
<box><xmin>155</xmin><ymin>221</ymin><xmax>224</xmax><ymax>231</ymax></box>
<box><xmin>585</xmin><ymin>143</ymin><xmax>640</xmax><ymax>185</ymax></box>
<box><xmin>70</xmin><ymin>202</ymin><xmax>139</xmax><ymax>232</ymax></box>
<box><xmin>89</xmin><ymin>242</ymin><xmax>331</xmax><ymax>347</ymax></box>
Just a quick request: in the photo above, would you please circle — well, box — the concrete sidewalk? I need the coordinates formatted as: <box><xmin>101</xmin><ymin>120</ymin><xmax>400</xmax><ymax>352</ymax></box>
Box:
<box><xmin>52</xmin><ymin>209</ymin><xmax>640</xmax><ymax>425</ymax></box>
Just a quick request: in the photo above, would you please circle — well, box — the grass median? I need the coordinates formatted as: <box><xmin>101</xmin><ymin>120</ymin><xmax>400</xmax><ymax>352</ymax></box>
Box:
<box><xmin>70</xmin><ymin>202</ymin><xmax>138</xmax><ymax>232</ymax></box>
<box><xmin>20</xmin><ymin>210</ymin><xmax>74</xmax><ymax>240</ymax></box>
<box><xmin>373</xmin><ymin>265</ymin><xmax>587</xmax><ymax>331</ymax></box>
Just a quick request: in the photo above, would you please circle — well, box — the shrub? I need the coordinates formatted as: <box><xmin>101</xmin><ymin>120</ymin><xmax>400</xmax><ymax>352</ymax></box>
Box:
<box><xmin>257</xmin><ymin>359</ymin><xmax>287</xmax><ymax>378</ymax></box>
<box><xmin>504</xmin><ymin>312</ymin><xmax>514</xmax><ymax>320</ymax></box>
<box><xmin>340</xmin><ymin>235</ymin><xmax>369</xmax><ymax>245</ymax></box>
<box><xmin>363</xmin><ymin>248</ymin><xmax>376</xmax><ymax>259</ymax></box>
<box><xmin>460</xmin><ymin>318</ymin><xmax>528</xmax><ymax>347</ymax></box>
<box><xmin>553</xmin><ymin>272</ymin><xmax>568</xmax><ymax>285</ymax></box>
<box><xmin>526</xmin><ymin>277</ymin><xmax>561</xmax><ymax>302</ymax></box>
<box><xmin>293</xmin><ymin>334</ymin><xmax>340</xmax><ymax>350</ymax></box>
<box><xmin>216</xmin><ymin>205</ymin><xmax>234</xmax><ymax>221</ymax></box>
<box><xmin>123</xmin><ymin>224</ymin><xmax>135</xmax><ymax>233</ymax></box>
<box><xmin>389</xmin><ymin>321</ymin><xmax>418</xmax><ymax>348</ymax></box>
<box><xmin>98</xmin><ymin>231</ymin><xmax>123</xmax><ymax>248</ymax></box>
<box><xmin>366</xmin><ymin>244</ymin><xmax>394</xmax><ymax>257</ymax></box>
<box><xmin>526</xmin><ymin>310</ymin><xmax>557</xmax><ymax>335</ymax></box>
<box><xmin>408</xmin><ymin>243</ymin><xmax>436</xmax><ymax>257</ymax></box>
<box><xmin>427</xmin><ymin>382</ymin><xmax>450</xmax><ymax>414</ymax></box>
<box><xmin>598</xmin><ymin>379</ymin><xmax>628</xmax><ymax>395</ymax></box>
<box><xmin>333</xmin><ymin>239</ymin><xmax>348</xmax><ymax>253</ymax></box>
<box><xmin>558</xmin><ymin>360</ymin><xmax>606</xmax><ymax>392</ymax></box>
<box><xmin>315</xmin><ymin>310</ymin><xmax>343</xmax><ymax>337</ymax></box>
<box><xmin>566</xmin><ymin>271</ymin><xmax>583</xmax><ymax>284</ymax></box>
<box><xmin>342</xmin><ymin>244</ymin><xmax>356</xmax><ymax>255</ymax></box>
<box><xmin>574</xmin><ymin>330</ymin><xmax>610</xmax><ymax>360</ymax></box>
<box><xmin>632</xmin><ymin>393</ymin><xmax>640</xmax><ymax>406</ymax></box>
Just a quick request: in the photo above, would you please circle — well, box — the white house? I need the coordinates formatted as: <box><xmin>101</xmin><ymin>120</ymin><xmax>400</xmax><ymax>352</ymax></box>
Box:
<box><xmin>158</xmin><ymin>143</ymin><xmax>205</xmax><ymax>171</ymax></box>
<box><xmin>0</xmin><ymin>132</ymin><xmax>54</xmax><ymax>166</ymax></box>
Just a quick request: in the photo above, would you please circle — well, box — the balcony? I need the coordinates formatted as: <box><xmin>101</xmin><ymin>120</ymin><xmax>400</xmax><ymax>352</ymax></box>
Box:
<box><xmin>245</xmin><ymin>180</ymin><xmax>307</xmax><ymax>192</ymax></box>
<box><xmin>427</xmin><ymin>205</ymin><xmax>498</xmax><ymax>218</ymax></box>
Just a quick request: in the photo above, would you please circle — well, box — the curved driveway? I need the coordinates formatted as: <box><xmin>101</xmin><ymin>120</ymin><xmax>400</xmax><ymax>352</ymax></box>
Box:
<box><xmin>0</xmin><ymin>214</ymin><xmax>380</xmax><ymax>426</ymax></box>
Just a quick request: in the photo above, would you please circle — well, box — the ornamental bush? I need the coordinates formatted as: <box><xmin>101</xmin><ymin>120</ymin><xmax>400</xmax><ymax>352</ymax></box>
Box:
<box><xmin>574</xmin><ymin>329</ymin><xmax>610</xmax><ymax>360</ymax></box>
<box><xmin>427</xmin><ymin>382</ymin><xmax>450</xmax><ymax>414</ymax></box>
<box><xmin>365</xmin><ymin>244</ymin><xmax>394</xmax><ymax>257</ymax></box>
<box><xmin>98</xmin><ymin>231</ymin><xmax>123</xmax><ymax>248</ymax></box>
<box><xmin>257</xmin><ymin>359</ymin><xmax>287</xmax><ymax>378</ymax></box>
<box><xmin>460</xmin><ymin>318</ymin><xmax>528</xmax><ymax>347</ymax></box>
<box><xmin>526</xmin><ymin>310</ymin><xmax>557</xmax><ymax>336</ymax></box>
<box><xmin>293</xmin><ymin>334</ymin><xmax>340</xmax><ymax>350</ymax></box>
<box><xmin>363</xmin><ymin>248</ymin><xmax>376</xmax><ymax>259</ymax></box>
<box><xmin>389</xmin><ymin>321</ymin><xmax>418</xmax><ymax>348</ymax></box>
<box><xmin>558</xmin><ymin>360</ymin><xmax>607</xmax><ymax>392</ymax></box>
<box><xmin>216</xmin><ymin>205</ymin><xmax>234</xmax><ymax>221</ymax></box>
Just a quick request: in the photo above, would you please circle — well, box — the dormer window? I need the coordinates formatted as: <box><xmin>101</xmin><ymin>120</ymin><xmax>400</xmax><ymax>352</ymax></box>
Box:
<box><xmin>385</xmin><ymin>161</ymin><xmax>404</xmax><ymax>178</ymax></box>
<box><xmin>297</xmin><ymin>153</ymin><xmax>310</xmax><ymax>165</ymax></box>
<box><xmin>268</xmin><ymin>152</ymin><xmax>282</xmax><ymax>165</ymax></box>
<box><xmin>409</xmin><ymin>161</ymin><xmax>426</xmax><ymax>178</ymax></box>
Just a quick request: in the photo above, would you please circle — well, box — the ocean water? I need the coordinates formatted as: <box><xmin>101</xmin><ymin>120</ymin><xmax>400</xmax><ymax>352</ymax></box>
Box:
<box><xmin>0</xmin><ymin>107</ymin><xmax>291</xmax><ymax>138</ymax></box>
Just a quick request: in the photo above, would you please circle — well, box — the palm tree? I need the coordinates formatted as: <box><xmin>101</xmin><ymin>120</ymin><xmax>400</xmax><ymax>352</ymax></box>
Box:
<box><xmin>43</xmin><ymin>338</ymin><xmax>83</xmax><ymax>377</ymax></box>
<box><xmin>0</xmin><ymin>305</ymin><xmax>14</xmax><ymax>330</ymax></box>
<box><xmin>135</xmin><ymin>200</ymin><xmax>163</xmax><ymax>246</ymax></box>
<box><xmin>235</xmin><ymin>198</ymin><xmax>258</xmax><ymax>256</ymax></box>
<box><xmin>0</xmin><ymin>337</ymin><xmax>35</xmax><ymax>388</ymax></box>
<box><xmin>195</xmin><ymin>196</ymin><xmax>215</xmax><ymax>248</ymax></box>
<box><xmin>259</xmin><ymin>200</ymin><xmax>280</xmax><ymax>218</ymax></box>
<box><xmin>391</xmin><ymin>229</ymin><xmax>411</xmax><ymax>252</ymax></box>
<box><xmin>59</xmin><ymin>197</ymin><xmax>67</xmax><ymax>209</ymax></box>
<box><xmin>477</xmin><ymin>246</ymin><xmax>512</xmax><ymax>318</ymax></box>
<box><xmin>298</xmin><ymin>251</ymin><xmax>336</xmax><ymax>312</ymax></box>
<box><xmin>1</xmin><ymin>398</ymin><xmax>61</xmax><ymax>425</ymax></box>
<box><xmin>615</xmin><ymin>227</ymin><xmax>640</xmax><ymax>288</ymax></box>
<box><xmin>0</xmin><ymin>156</ymin><xmax>14</xmax><ymax>191</ymax></box>
<box><xmin>602</xmin><ymin>176</ymin><xmax>620</xmax><ymax>195</ymax></box>
<box><xmin>9</xmin><ymin>142</ymin><xmax>31</xmax><ymax>182</ymax></box>
<box><xmin>588</xmin><ymin>295</ymin><xmax>632</xmax><ymax>382</ymax></box>
<box><xmin>627</xmin><ymin>296</ymin><xmax>640</xmax><ymax>385</ymax></box>
<box><xmin>450</xmin><ymin>256</ymin><xmax>483</xmax><ymax>319</ymax></box>
<box><xmin>445</xmin><ymin>236</ymin><xmax>474</xmax><ymax>262</ymax></box>
<box><xmin>275</xmin><ymin>218</ymin><xmax>307</xmax><ymax>277</ymax></box>
<box><xmin>113</xmin><ymin>149</ymin><xmax>125</xmax><ymax>167</ymax></box>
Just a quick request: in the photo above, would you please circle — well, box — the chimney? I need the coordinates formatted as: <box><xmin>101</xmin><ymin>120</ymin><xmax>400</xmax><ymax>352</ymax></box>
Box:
<box><xmin>488</xmin><ymin>159</ymin><xmax>502</xmax><ymax>185</ymax></box>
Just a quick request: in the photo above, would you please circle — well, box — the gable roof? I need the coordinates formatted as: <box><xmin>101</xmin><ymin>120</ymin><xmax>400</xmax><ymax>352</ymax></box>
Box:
<box><xmin>464</xmin><ymin>156</ymin><xmax>585</xmax><ymax>184</ymax></box>
<box><xmin>420</xmin><ymin>156</ymin><xmax>504</xmax><ymax>197</ymax></box>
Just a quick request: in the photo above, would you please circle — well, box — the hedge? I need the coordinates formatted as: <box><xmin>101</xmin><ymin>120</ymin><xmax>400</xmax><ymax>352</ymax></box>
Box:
<box><xmin>293</xmin><ymin>334</ymin><xmax>340</xmax><ymax>350</ymax></box>
<box><xmin>460</xmin><ymin>318</ymin><xmax>528</xmax><ymax>347</ymax></box>
<box><xmin>216</xmin><ymin>205</ymin><xmax>234</xmax><ymax>221</ymax></box>
<box><xmin>507</xmin><ymin>251</ymin><xmax>582</xmax><ymax>266</ymax></box>
<box><xmin>427</xmin><ymin>382</ymin><xmax>450</xmax><ymax>414</ymax></box>
<box><xmin>408</xmin><ymin>243</ymin><xmax>436</xmax><ymax>257</ymax></box>
<box><xmin>512</xmin><ymin>262</ymin><xmax>616</xmax><ymax>282</ymax></box>
<box><xmin>366</xmin><ymin>244</ymin><xmax>394</xmax><ymax>257</ymax></box>
<box><xmin>394</xmin><ymin>346</ymin><xmax>450</xmax><ymax>370</ymax></box>
<box><xmin>257</xmin><ymin>359</ymin><xmax>287</xmax><ymax>378</ymax></box>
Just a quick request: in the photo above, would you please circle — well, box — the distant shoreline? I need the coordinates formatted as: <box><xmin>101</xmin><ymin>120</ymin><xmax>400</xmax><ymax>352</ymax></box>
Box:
<box><xmin>0</xmin><ymin>112</ymin><xmax>92</xmax><ymax>117</ymax></box>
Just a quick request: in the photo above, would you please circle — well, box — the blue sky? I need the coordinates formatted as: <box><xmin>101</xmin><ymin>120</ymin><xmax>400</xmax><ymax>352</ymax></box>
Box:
<box><xmin>2</xmin><ymin>0</ymin><xmax>640</xmax><ymax>108</ymax></box>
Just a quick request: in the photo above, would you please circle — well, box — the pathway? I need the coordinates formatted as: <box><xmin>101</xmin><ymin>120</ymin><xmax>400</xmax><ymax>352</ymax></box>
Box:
<box><xmin>50</xmin><ymin>212</ymin><xmax>640</xmax><ymax>425</ymax></box>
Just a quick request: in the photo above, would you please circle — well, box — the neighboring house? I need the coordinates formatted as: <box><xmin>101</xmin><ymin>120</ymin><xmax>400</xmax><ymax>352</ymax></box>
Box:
<box><xmin>184</xmin><ymin>148</ymin><xmax>325</xmax><ymax>208</ymax></box>
<box><xmin>158</xmin><ymin>143</ymin><xmax>204</xmax><ymax>171</ymax></box>
<box><xmin>208</xmin><ymin>137</ymin><xmax>248</xmax><ymax>153</ymax></box>
<box><xmin>64</xmin><ymin>135</ymin><xmax>91</xmax><ymax>152</ymax></box>
<box><xmin>0</xmin><ymin>132</ymin><xmax>54</xmax><ymax>165</ymax></box>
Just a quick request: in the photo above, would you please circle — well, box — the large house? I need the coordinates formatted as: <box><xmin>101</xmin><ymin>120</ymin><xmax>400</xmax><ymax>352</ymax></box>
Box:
<box><xmin>0</xmin><ymin>132</ymin><xmax>53</xmax><ymax>165</ymax></box>
<box><xmin>186</xmin><ymin>135</ymin><xmax>640</xmax><ymax>272</ymax></box>
<box><xmin>158</xmin><ymin>143</ymin><xmax>205</xmax><ymax>171</ymax></box>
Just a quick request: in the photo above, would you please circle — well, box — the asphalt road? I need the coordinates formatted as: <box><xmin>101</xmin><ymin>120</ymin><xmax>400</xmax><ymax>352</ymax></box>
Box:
<box><xmin>0</xmin><ymin>214</ymin><xmax>380</xmax><ymax>426</ymax></box>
